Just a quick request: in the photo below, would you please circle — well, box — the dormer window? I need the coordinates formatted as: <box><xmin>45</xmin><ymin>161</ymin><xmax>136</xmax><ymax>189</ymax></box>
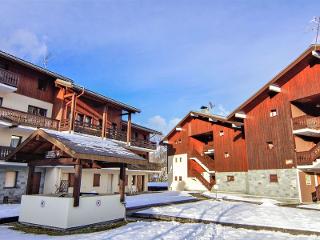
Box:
<box><xmin>270</xmin><ymin>109</ymin><xmax>277</xmax><ymax>117</ymax></box>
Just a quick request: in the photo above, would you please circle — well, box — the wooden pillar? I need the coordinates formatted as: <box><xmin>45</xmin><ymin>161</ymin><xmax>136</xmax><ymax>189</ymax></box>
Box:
<box><xmin>127</xmin><ymin>112</ymin><xmax>132</xmax><ymax>145</ymax></box>
<box><xmin>101</xmin><ymin>105</ymin><xmax>108</xmax><ymax>138</ymax></box>
<box><xmin>26</xmin><ymin>165</ymin><xmax>35</xmax><ymax>195</ymax></box>
<box><xmin>119</xmin><ymin>164</ymin><xmax>126</xmax><ymax>203</ymax></box>
<box><xmin>69</xmin><ymin>93</ymin><xmax>76</xmax><ymax>132</ymax></box>
<box><xmin>73</xmin><ymin>159</ymin><xmax>82</xmax><ymax>207</ymax></box>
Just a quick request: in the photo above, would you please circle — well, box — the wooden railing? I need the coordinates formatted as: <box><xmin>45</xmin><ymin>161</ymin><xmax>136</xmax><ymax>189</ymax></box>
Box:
<box><xmin>190</xmin><ymin>149</ymin><xmax>215</xmax><ymax>171</ymax></box>
<box><xmin>0</xmin><ymin>68</ymin><xmax>20</xmax><ymax>87</ymax></box>
<box><xmin>188</xmin><ymin>166</ymin><xmax>214</xmax><ymax>190</ymax></box>
<box><xmin>293</xmin><ymin>115</ymin><xmax>320</xmax><ymax>130</ymax></box>
<box><xmin>60</xmin><ymin>119</ymin><xmax>157</xmax><ymax>150</ymax></box>
<box><xmin>0</xmin><ymin>146</ymin><xmax>14</xmax><ymax>160</ymax></box>
<box><xmin>203</xmin><ymin>141</ymin><xmax>214</xmax><ymax>153</ymax></box>
<box><xmin>296</xmin><ymin>142</ymin><xmax>320</xmax><ymax>165</ymax></box>
<box><xmin>0</xmin><ymin>106</ymin><xmax>59</xmax><ymax>130</ymax></box>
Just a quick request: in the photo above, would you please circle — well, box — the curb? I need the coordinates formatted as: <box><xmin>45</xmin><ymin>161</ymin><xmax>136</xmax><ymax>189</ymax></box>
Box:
<box><xmin>132</xmin><ymin>212</ymin><xmax>320</xmax><ymax>236</ymax></box>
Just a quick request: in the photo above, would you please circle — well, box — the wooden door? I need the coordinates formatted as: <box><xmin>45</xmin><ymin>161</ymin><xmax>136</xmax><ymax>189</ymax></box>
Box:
<box><xmin>317</xmin><ymin>174</ymin><xmax>320</xmax><ymax>186</ymax></box>
<box><xmin>137</xmin><ymin>175</ymin><xmax>143</xmax><ymax>192</ymax></box>
<box><xmin>32</xmin><ymin>172</ymin><xmax>41</xmax><ymax>194</ymax></box>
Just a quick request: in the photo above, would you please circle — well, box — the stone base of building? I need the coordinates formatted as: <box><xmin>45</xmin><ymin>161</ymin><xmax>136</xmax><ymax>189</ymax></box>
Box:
<box><xmin>215</xmin><ymin>172</ymin><xmax>248</xmax><ymax>193</ymax></box>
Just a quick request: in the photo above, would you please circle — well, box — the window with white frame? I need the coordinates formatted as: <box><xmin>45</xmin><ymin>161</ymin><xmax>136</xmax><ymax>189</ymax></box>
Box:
<box><xmin>4</xmin><ymin>171</ymin><xmax>17</xmax><ymax>188</ymax></box>
<box><xmin>224</xmin><ymin>152</ymin><xmax>230</xmax><ymax>158</ymax></box>
<box><xmin>180</xmin><ymin>157</ymin><xmax>182</xmax><ymax>162</ymax></box>
<box><xmin>270</xmin><ymin>109</ymin><xmax>278</xmax><ymax>117</ymax></box>
<box><xmin>219</xmin><ymin>130</ymin><xmax>224</xmax><ymax>136</ymax></box>
<box><xmin>10</xmin><ymin>135</ymin><xmax>22</xmax><ymax>148</ymax></box>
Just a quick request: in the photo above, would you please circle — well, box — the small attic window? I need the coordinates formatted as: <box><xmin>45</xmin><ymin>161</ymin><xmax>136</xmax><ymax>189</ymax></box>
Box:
<box><xmin>270</xmin><ymin>109</ymin><xmax>278</xmax><ymax>117</ymax></box>
<box><xmin>219</xmin><ymin>130</ymin><xmax>224</xmax><ymax>136</ymax></box>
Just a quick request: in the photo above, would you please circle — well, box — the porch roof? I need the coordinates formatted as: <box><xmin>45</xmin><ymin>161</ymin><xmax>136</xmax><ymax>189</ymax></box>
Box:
<box><xmin>6</xmin><ymin>129</ymin><xmax>146</xmax><ymax>165</ymax></box>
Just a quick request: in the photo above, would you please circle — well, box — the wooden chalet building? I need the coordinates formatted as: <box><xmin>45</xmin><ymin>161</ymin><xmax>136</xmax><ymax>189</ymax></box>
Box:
<box><xmin>0</xmin><ymin>50</ymin><xmax>161</xmax><ymax>203</ymax></box>
<box><xmin>164</xmin><ymin>45</ymin><xmax>320</xmax><ymax>203</ymax></box>
<box><xmin>163</xmin><ymin>108</ymin><xmax>247</xmax><ymax>192</ymax></box>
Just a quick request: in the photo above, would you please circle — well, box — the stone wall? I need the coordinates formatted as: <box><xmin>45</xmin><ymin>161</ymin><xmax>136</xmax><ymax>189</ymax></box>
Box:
<box><xmin>215</xmin><ymin>172</ymin><xmax>248</xmax><ymax>193</ymax></box>
<box><xmin>0</xmin><ymin>166</ymin><xmax>45</xmax><ymax>203</ymax></box>
<box><xmin>247</xmin><ymin>169</ymin><xmax>299</xmax><ymax>200</ymax></box>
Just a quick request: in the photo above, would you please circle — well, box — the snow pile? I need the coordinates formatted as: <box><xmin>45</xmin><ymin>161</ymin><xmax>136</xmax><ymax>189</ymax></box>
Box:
<box><xmin>0</xmin><ymin>204</ymin><xmax>20</xmax><ymax>219</ymax></box>
<box><xmin>138</xmin><ymin>200</ymin><xmax>320</xmax><ymax>233</ymax></box>
<box><xmin>297</xmin><ymin>204</ymin><xmax>320</xmax><ymax>210</ymax></box>
<box><xmin>126</xmin><ymin>191</ymin><xmax>196</xmax><ymax>208</ymax></box>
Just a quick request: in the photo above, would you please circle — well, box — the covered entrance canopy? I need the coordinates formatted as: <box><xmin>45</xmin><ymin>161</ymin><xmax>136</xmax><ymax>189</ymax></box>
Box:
<box><xmin>6</xmin><ymin>129</ymin><xmax>147</xmax><ymax>206</ymax></box>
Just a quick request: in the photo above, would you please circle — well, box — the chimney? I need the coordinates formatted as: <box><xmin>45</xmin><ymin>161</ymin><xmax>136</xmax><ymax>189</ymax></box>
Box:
<box><xmin>200</xmin><ymin>106</ymin><xmax>210</xmax><ymax>114</ymax></box>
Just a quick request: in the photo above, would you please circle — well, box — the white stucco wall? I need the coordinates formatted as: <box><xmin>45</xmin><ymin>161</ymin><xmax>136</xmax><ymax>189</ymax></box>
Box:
<box><xmin>168</xmin><ymin>154</ymin><xmax>206</xmax><ymax>191</ymax></box>
<box><xmin>19</xmin><ymin>194</ymin><xmax>125</xmax><ymax>229</ymax></box>
<box><xmin>0</xmin><ymin>92</ymin><xmax>53</xmax><ymax>118</ymax></box>
<box><xmin>0</xmin><ymin>127</ymin><xmax>33</xmax><ymax>146</ymax></box>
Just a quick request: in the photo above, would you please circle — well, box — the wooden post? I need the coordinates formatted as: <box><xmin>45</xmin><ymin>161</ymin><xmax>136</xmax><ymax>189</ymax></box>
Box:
<box><xmin>101</xmin><ymin>105</ymin><xmax>108</xmax><ymax>138</ymax></box>
<box><xmin>73</xmin><ymin>159</ymin><xmax>82</xmax><ymax>207</ymax></box>
<box><xmin>119</xmin><ymin>164</ymin><xmax>126</xmax><ymax>203</ymax></box>
<box><xmin>69</xmin><ymin>93</ymin><xmax>76</xmax><ymax>132</ymax></box>
<box><xmin>26</xmin><ymin>165</ymin><xmax>35</xmax><ymax>195</ymax></box>
<box><xmin>127</xmin><ymin>112</ymin><xmax>132</xmax><ymax>145</ymax></box>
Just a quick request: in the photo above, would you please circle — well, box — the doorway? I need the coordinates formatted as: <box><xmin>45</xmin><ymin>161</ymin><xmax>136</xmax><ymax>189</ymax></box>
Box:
<box><xmin>32</xmin><ymin>172</ymin><xmax>41</xmax><ymax>194</ymax></box>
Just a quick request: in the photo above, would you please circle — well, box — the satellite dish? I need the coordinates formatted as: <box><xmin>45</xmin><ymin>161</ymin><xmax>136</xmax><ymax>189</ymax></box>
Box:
<box><xmin>312</xmin><ymin>50</ymin><xmax>320</xmax><ymax>59</ymax></box>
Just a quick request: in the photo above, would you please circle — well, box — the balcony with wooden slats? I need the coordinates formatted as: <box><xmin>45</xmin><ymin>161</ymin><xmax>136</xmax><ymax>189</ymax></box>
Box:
<box><xmin>0</xmin><ymin>68</ymin><xmax>20</xmax><ymax>92</ymax></box>
<box><xmin>59</xmin><ymin>119</ymin><xmax>157</xmax><ymax>150</ymax></box>
<box><xmin>292</xmin><ymin>115</ymin><xmax>320</xmax><ymax>137</ymax></box>
<box><xmin>296</xmin><ymin>142</ymin><xmax>320</xmax><ymax>166</ymax></box>
<box><xmin>0</xmin><ymin>146</ymin><xmax>15</xmax><ymax>160</ymax></box>
<box><xmin>0</xmin><ymin>106</ymin><xmax>59</xmax><ymax>130</ymax></box>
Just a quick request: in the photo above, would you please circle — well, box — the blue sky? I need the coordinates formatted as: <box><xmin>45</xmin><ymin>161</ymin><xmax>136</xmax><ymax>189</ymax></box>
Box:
<box><xmin>0</xmin><ymin>1</ymin><xmax>319</xmax><ymax>134</ymax></box>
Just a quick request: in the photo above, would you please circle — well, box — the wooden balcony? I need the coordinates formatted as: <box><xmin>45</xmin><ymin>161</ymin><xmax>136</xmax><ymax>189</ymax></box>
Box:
<box><xmin>203</xmin><ymin>141</ymin><xmax>214</xmax><ymax>153</ymax></box>
<box><xmin>0</xmin><ymin>146</ymin><xmax>14</xmax><ymax>160</ymax></box>
<box><xmin>60</xmin><ymin>119</ymin><xmax>157</xmax><ymax>150</ymax></box>
<box><xmin>293</xmin><ymin>115</ymin><xmax>320</xmax><ymax>130</ymax></box>
<box><xmin>0</xmin><ymin>106</ymin><xmax>59</xmax><ymax>130</ymax></box>
<box><xmin>0</xmin><ymin>68</ymin><xmax>19</xmax><ymax>88</ymax></box>
<box><xmin>296</xmin><ymin>142</ymin><xmax>320</xmax><ymax>165</ymax></box>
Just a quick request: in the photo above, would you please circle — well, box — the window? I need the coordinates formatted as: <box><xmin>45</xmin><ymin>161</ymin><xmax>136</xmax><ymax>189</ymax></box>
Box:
<box><xmin>111</xmin><ymin>122</ymin><xmax>117</xmax><ymax>130</ymax></box>
<box><xmin>175</xmin><ymin>158</ymin><xmax>178</xmax><ymax>163</ymax></box>
<box><xmin>174</xmin><ymin>176</ymin><xmax>178</xmax><ymax>181</ymax></box>
<box><xmin>143</xmin><ymin>135</ymin><xmax>147</xmax><ymax>141</ymax></box>
<box><xmin>38</xmin><ymin>79</ymin><xmax>48</xmax><ymax>91</ymax></box>
<box><xmin>0</xmin><ymin>97</ymin><xmax>3</xmax><ymax>107</ymax></box>
<box><xmin>219</xmin><ymin>130</ymin><xmax>224</xmax><ymax>136</ymax></box>
<box><xmin>267</xmin><ymin>141</ymin><xmax>274</xmax><ymax>150</ymax></box>
<box><xmin>224</xmin><ymin>152</ymin><xmax>230</xmax><ymax>158</ymax></box>
<box><xmin>98</xmin><ymin>119</ymin><xmax>103</xmax><ymax>127</ymax></box>
<box><xmin>28</xmin><ymin>105</ymin><xmax>47</xmax><ymax>117</ymax></box>
<box><xmin>227</xmin><ymin>176</ymin><xmax>234</xmax><ymax>182</ymax></box>
<box><xmin>180</xmin><ymin>157</ymin><xmax>182</xmax><ymax>162</ymax></box>
<box><xmin>179</xmin><ymin>176</ymin><xmax>182</xmax><ymax>181</ymax></box>
<box><xmin>84</xmin><ymin>116</ymin><xmax>92</xmax><ymax>125</ymax></box>
<box><xmin>10</xmin><ymin>135</ymin><xmax>22</xmax><ymax>148</ymax></box>
<box><xmin>134</xmin><ymin>132</ymin><xmax>138</xmax><ymax>139</ymax></box>
<box><xmin>4</xmin><ymin>171</ymin><xmax>17</xmax><ymax>188</ymax></box>
<box><xmin>270</xmin><ymin>109</ymin><xmax>278</xmax><ymax>117</ymax></box>
<box><xmin>270</xmin><ymin>174</ymin><xmax>278</xmax><ymax>183</ymax></box>
<box><xmin>76</xmin><ymin>114</ymin><xmax>84</xmax><ymax>123</ymax></box>
<box><xmin>132</xmin><ymin>175</ymin><xmax>136</xmax><ymax>185</ymax></box>
<box><xmin>93</xmin><ymin>174</ymin><xmax>101</xmax><ymax>187</ymax></box>
<box><xmin>68</xmin><ymin>173</ymin><xmax>75</xmax><ymax>187</ymax></box>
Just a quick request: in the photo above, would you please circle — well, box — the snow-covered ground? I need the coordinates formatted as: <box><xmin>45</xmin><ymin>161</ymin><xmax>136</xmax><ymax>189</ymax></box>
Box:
<box><xmin>202</xmin><ymin>191</ymin><xmax>280</xmax><ymax>205</ymax></box>
<box><xmin>0</xmin><ymin>204</ymin><xmax>20</xmax><ymax>219</ymax></box>
<box><xmin>137</xmin><ymin>199</ymin><xmax>320</xmax><ymax>233</ymax></box>
<box><xmin>297</xmin><ymin>203</ymin><xmax>320</xmax><ymax>210</ymax></box>
<box><xmin>1</xmin><ymin>221</ymin><xmax>320</xmax><ymax>240</ymax></box>
<box><xmin>126</xmin><ymin>191</ymin><xmax>196</xmax><ymax>208</ymax></box>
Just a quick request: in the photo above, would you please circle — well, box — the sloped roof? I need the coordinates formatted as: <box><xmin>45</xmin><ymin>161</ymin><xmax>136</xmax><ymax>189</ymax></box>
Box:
<box><xmin>121</xmin><ymin>120</ymin><xmax>162</xmax><ymax>135</ymax></box>
<box><xmin>7</xmin><ymin>129</ymin><xmax>146</xmax><ymax>164</ymax></box>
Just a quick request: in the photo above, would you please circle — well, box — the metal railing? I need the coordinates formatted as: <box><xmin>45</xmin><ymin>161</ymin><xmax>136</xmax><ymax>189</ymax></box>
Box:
<box><xmin>0</xmin><ymin>68</ymin><xmax>20</xmax><ymax>87</ymax></box>
<box><xmin>0</xmin><ymin>106</ymin><xmax>59</xmax><ymax>130</ymax></box>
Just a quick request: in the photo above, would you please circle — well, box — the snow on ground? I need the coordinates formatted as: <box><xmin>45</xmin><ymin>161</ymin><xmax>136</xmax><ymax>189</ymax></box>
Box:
<box><xmin>1</xmin><ymin>221</ymin><xmax>320</xmax><ymax>240</ymax></box>
<box><xmin>202</xmin><ymin>191</ymin><xmax>280</xmax><ymax>205</ymax></box>
<box><xmin>126</xmin><ymin>191</ymin><xmax>196</xmax><ymax>208</ymax></box>
<box><xmin>297</xmin><ymin>203</ymin><xmax>320</xmax><ymax>210</ymax></box>
<box><xmin>0</xmin><ymin>204</ymin><xmax>19</xmax><ymax>219</ymax></box>
<box><xmin>138</xmin><ymin>199</ymin><xmax>320</xmax><ymax>233</ymax></box>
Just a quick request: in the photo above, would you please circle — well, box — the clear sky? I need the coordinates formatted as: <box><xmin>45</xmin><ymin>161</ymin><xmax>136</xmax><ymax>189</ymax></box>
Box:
<box><xmin>0</xmin><ymin>1</ymin><xmax>319</xmax><ymax>134</ymax></box>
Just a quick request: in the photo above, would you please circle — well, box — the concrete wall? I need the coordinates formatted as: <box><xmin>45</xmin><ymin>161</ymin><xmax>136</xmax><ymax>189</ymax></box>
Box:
<box><xmin>0</xmin><ymin>127</ymin><xmax>34</xmax><ymax>146</ymax></box>
<box><xmin>247</xmin><ymin>169</ymin><xmax>300</xmax><ymax>200</ymax></box>
<box><xmin>19</xmin><ymin>194</ymin><xmax>125</xmax><ymax>229</ymax></box>
<box><xmin>215</xmin><ymin>172</ymin><xmax>248</xmax><ymax>193</ymax></box>
<box><xmin>168</xmin><ymin>154</ymin><xmax>207</xmax><ymax>191</ymax></box>
<box><xmin>0</xmin><ymin>92</ymin><xmax>53</xmax><ymax>118</ymax></box>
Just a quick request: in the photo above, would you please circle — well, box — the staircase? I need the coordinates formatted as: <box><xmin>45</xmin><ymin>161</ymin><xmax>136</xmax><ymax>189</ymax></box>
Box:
<box><xmin>188</xmin><ymin>157</ymin><xmax>215</xmax><ymax>190</ymax></box>
<box><xmin>189</xmin><ymin>150</ymin><xmax>215</xmax><ymax>172</ymax></box>
<box><xmin>296</xmin><ymin>142</ymin><xmax>320</xmax><ymax>166</ymax></box>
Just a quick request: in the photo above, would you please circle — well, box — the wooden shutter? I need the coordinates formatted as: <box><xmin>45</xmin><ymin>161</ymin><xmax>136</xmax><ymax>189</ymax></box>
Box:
<box><xmin>93</xmin><ymin>174</ymin><xmax>101</xmax><ymax>187</ymax></box>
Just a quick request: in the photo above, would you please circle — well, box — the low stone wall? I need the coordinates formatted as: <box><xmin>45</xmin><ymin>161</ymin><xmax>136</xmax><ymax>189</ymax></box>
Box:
<box><xmin>247</xmin><ymin>169</ymin><xmax>300</xmax><ymax>200</ymax></box>
<box><xmin>215</xmin><ymin>172</ymin><xmax>248</xmax><ymax>193</ymax></box>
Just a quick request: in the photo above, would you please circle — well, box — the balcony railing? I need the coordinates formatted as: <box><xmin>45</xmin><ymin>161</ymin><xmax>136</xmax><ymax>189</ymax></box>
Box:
<box><xmin>190</xmin><ymin>149</ymin><xmax>215</xmax><ymax>171</ymax></box>
<box><xmin>203</xmin><ymin>141</ymin><xmax>214</xmax><ymax>153</ymax></box>
<box><xmin>60</xmin><ymin>119</ymin><xmax>157</xmax><ymax>150</ymax></box>
<box><xmin>0</xmin><ymin>146</ymin><xmax>14</xmax><ymax>160</ymax></box>
<box><xmin>296</xmin><ymin>142</ymin><xmax>320</xmax><ymax>165</ymax></box>
<box><xmin>293</xmin><ymin>115</ymin><xmax>320</xmax><ymax>130</ymax></box>
<box><xmin>0</xmin><ymin>68</ymin><xmax>20</xmax><ymax>87</ymax></box>
<box><xmin>0</xmin><ymin>106</ymin><xmax>59</xmax><ymax>130</ymax></box>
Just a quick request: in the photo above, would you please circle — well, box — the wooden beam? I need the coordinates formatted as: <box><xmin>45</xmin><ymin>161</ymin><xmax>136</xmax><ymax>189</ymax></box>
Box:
<box><xmin>73</xmin><ymin>159</ymin><xmax>82</xmax><ymax>207</ymax></box>
<box><xmin>119</xmin><ymin>164</ymin><xmax>126</xmax><ymax>203</ymax></box>
<box><xmin>28</xmin><ymin>158</ymin><xmax>76</xmax><ymax>166</ymax></box>
<box><xmin>101</xmin><ymin>105</ymin><xmax>108</xmax><ymax>138</ymax></box>
<box><xmin>26</xmin><ymin>165</ymin><xmax>35</xmax><ymax>195</ymax></box>
<box><xmin>127</xmin><ymin>112</ymin><xmax>132</xmax><ymax>145</ymax></box>
<box><xmin>63</xmin><ymin>93</ymin><xmax>75</xmax><ymax>99</ymax></box>
<box><xmin>69</xmin><ymin>93</ymin><xmax>76</xmax><ymax>132</ymax></box>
